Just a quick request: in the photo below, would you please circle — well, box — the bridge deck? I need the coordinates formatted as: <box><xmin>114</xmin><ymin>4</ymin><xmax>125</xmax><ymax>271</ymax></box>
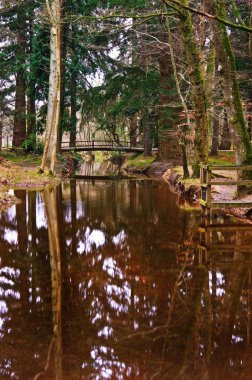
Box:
<box><xmin>62</xmin><ymin>146</ymin><xmax>146</xmax><ymax>153</ymax></box>
<box><xmin>61</xmin><ymin>141</ymin><xmax>157</xmax><ymax>153</ymax></box>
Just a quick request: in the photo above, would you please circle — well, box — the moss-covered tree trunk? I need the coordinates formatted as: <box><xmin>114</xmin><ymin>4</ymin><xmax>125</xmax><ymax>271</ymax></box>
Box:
<box><xmin>219</xmin><ymin>109</ymin><xmax>231</xmax><ymax>150</ymax></box>
<box><xmin>69</xmin><ymin>23</ymin><xmax>77</xmax><ymax>148</ymax></box>
<box><xmin>179</xmin><ymin>0</ymin><xmax>209</xmax><ymax>177</ymax></box>
<box><xmin>0</xmin><ymin>120</ymin><xmax>2</xmax><ymax>150</ymax></box>
<box><xmin>158</xmin><ymin>48</ymin><xmax>174</xmax><ymax>132</ymax></box>
<box><xmin>206</xmin><ymin>41</ymin><xmax>217</xmax><ymax>156</ymax></box>
<box><xmin>213</xmin><ymin>0</ymin><xmax>252</xmax><ymax>166</ymax></box>
<box><xmin>210</xmin><ymin>114</ymin><xmax>219</xmax><ymax>156</ymax></box>
<box><xmin>165</xmin><ymin>13</ymin><xmax>189</xmax><ymax>177</ymax></box>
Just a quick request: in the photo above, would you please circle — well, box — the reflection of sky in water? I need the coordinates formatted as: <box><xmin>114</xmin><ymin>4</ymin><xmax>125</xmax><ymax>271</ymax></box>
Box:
<box><xmin>36</xmin><ymin>197</ymin><xmax>47</xmax><ymax>229</ymax></box>
<box><xmin>112</xmin><ymin>231</ymin><xmax>126</xmax><ymax>246</ymax></box>
<box><xmin>103</xmin><ymin>257</ymin><xmax>123</xmax><ymax>279</ymax></box>
<box><xmin>90</xmin><ymin>345</ymin><xmax>129</xmax><ymax>380</ymax></box>
<box><xmin>4</xmin><ymin>204</ymin><xmax>16</xmax><ymax>223</ymax></box>
<box><xmin>0</xmin><ymin>267</ymin><xmax>21</xmax><ymax>338</ymax></box>
<box><xmin>1</xmin><ymin>183</ymin><xmax>252</xmax><ymax>379</ymax></box>
<box><xmin>77</xmin><ymin>228</ymin><xmax>106</xmax><ymax>254</ymax></box>
<box><xmin>3</xmin><ymin>229</ymin><xmax>18</xmax><ymax>245</ymax></box>
<box><xmin>209</xmin><ymin>271</ymin><xmax>226</xmax><ymax>297</ymax></box>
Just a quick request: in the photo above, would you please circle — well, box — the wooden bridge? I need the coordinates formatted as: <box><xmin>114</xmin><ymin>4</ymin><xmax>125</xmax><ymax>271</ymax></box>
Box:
<box><xmin>61</xmin><ymin>140</ymin><xmax>149</xmax><ymax>153</ymax></box>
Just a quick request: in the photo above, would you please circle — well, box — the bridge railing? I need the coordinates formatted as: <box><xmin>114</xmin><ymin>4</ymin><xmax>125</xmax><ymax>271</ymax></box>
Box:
<box><xmin>61</xmin><ymin>140</ymin><xmax>143</xmax><ymax>149</ymax></box>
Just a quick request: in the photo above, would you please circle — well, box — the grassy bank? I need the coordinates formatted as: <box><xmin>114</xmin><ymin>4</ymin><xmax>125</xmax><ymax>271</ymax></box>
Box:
<box><xmin>0</xmin><ymin>150</ymin><xmax>82</xmax><ymax>212</ymax></box>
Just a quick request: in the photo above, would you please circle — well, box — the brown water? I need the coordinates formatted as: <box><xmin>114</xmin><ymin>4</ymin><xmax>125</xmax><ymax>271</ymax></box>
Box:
<box><xmin>1</xmin><ymin>178</ymin><xmax>252</xmax><ymax>380</ymax></box>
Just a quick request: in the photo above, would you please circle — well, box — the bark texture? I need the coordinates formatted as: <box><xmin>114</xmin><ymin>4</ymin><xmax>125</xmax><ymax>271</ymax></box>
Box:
<box><xmin>180</xmin><ymin>0</ymin><xmax>209</xmax><ymax>177</ymax></box>
<box><xmin>213</xmin><ymin>0</ymin><xmax>252</xmax><ymax>165</ymax></box>
<box><xmin>40</xmin><ymin>0</ymin><xmax>61</xmax><ymax>174</ymax></box>
<box><xmin>12</xmin><ymin>4</ymin><xmax>26</xmax><ymax>147</ymax></box>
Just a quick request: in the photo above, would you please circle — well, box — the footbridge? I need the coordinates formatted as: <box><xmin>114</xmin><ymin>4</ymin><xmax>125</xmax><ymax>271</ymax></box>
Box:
<box><xmin>61</xmin><ymin>140</ymin><xmax>147</xmax><ymax>153</ymax></box>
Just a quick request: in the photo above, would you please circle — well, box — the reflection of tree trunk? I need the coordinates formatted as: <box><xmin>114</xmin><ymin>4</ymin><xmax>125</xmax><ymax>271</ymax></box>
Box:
<box><xmin>28</xmin><ymin>192</ymin><xmax>37</xmax><ymax>307</ymax></box>
<box><xmin>247</xmin><ymin>269</ymin><xmax>252</xmax><ymax>346</ymax></box>
<box><xmin>211</xmin><ymin>269</ymin><xmax>217</xmax><ymax>333</ymax></box>
<box><xmin>42</xmin><ymin>188</ymin><xmax>63</xmax><ymax>380</ymax></box>
<box><xmin>203</xmin><ymin>274</ymin><xmax>212</xmax><ymax>364</ymax></box>
<box><xmin>177</xmin><ymin>267</ymin><xmax>208</xmax><ymax>379</ymax></box>
<box><xmin>224</xmin><ymin>260</ymin><xmax>248</xmax><ymax>344</ymax></box>
<box><xmin>71</xmin><ymin>180</ymin><xmax>77</xmax><ymax>256</ymax></box>
<box><xmin>15</xmin><ymin>191</ymin><xmax>29</xmax><ymax>305</ymax></box>
<box><xmin>212</xmin><ymin>254</ymin><xmax>249</xmax><ymax>378</ymax></box>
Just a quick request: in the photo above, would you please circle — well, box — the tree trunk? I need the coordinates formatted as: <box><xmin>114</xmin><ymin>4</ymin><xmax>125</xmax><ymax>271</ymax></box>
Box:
<box><xmin>180</xmin><ymin>0</ymin><xmax>209</xmax><ymax>177</ymax></box>
<box><xmin>129</xmin><ymin>114</ymin><xmax>138</xmax><ymax>147</ymax></box>
<box><xmin>69</xmin><ymin>24</ymin><xmax>77</xmax><ymax>148</ymax></box>
<box><xmin>69</xmin><ymin>71</ymin><xmax>77</xmax><ymax>147</ymax></box>
<box><xmin>12</xmin><ymin>5</ymin><xmax>26</xmax><ymax>147</ymax></box>
<box><xmin>210</xmin><ymin>113</ymin><xmax>220</xmax><ymax>156</ymax></box>
<box><xmin>158</xmin><ymin>52</ymin><xmax>174</xmax><ymax>131</ymax></box>
<box><xmin>27</xmin><ymin>5</ymin><xmax>36</xmax><ymax>136</ymax></box>
<box><xmin>0</xmin><ymin>120</ymin><xmax>2</xmax><ymax>151</ymax></box>
<box><xmin>143</xmin><ymin>112</ymin><xmax>152</xmax><ymax>156</ymax></box>
<box><xmin>60</xmin><ymin>1</ymin><xmax>66</xmax><ymax>147</ymax></box>
<box><xmin>219</xmin><ymin>109</ymin><xmax>231</xmax><ymax>150</ymax></box>
<box><xmin>166</xmin><ymin>13</ymin><xmax>189</xmax><ymax>177</ymax></box>
<box><xmin>40</xmin><ymin>0</ymin><xmax>61</xmax><ymax>175</ymax></box>
<box><xmin>249</xmin><ymin>8</ymin><xmax>252</xmax><ymax>61</ymax></box>
<box><xmin>213</xmin><ymin>0</ymin><xmax>252</xmax><ymax>166</ymax></box>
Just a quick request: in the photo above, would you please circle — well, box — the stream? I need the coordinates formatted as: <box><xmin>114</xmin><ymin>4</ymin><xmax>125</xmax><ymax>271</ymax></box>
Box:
<box><xmin>1</xmin><ymin>159</ymin><xmax>252</xmax><ymax>379</ymax></box>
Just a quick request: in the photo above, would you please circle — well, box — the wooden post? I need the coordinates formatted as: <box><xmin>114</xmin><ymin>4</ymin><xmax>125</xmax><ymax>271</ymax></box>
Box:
<box><xmin>92</xmin><ymin>140</ymin><xmax>94</xmax><ymax>148</ymax></box>
<box><xmin>206</xmin><ymin>165</ymin><xmax>211</xmax><ymax>216</ymax></box>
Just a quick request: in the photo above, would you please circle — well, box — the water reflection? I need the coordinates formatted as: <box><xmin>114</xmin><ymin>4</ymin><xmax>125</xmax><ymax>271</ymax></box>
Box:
<box><xmin>77</xmin><ymin>158</ymin><xmax>122</xmax><ymax>177</ymax></box>
<box><xmin>0</xmin><ymin>181</ymin><xmax>252</xmax><ymax>379</ymax></box>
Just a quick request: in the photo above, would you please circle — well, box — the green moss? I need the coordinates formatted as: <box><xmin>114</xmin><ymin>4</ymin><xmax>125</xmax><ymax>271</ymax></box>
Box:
<box><xmin>183</xmin><ymin>177</ymin><xmax>200</xmax><ymax>187</ymax></box>
<box><xmin>1</xmin><ymin>151</ymin><xmax>42</xmax><ymax>166</ymax></box>
<box><xmin>125</xmin><ymin>153</ymin><xmax>156</xmax><ymax>168</ymax></box>
<box><xmin>209</xmin><ymin>153</ymin><xmax>235</xmax><ymax>166</ymax></box>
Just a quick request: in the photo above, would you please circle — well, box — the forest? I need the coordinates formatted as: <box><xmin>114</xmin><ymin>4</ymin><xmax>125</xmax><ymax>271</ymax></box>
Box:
<box><xmin>0</xmin><ymin>0</ymin><xmax>252</xmax><ymax>178</ymax></box>
<box><xmin>3</xmin><ymin>1</ymin><xmax>252</xmax><ymax>379</ymax></box>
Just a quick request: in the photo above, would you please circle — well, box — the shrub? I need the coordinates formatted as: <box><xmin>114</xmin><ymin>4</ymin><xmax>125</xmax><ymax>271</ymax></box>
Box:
<box><xmin>22</xmin><ymin>134</ymin><xmax>44</xmax><ymax>154</ymax></box>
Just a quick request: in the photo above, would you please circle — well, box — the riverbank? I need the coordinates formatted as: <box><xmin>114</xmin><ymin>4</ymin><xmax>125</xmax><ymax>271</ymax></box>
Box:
<box><xmin>123</xmin><ymin>153</ymin><xmax>200</xmax><ymax>202</ymax></box>
<box><xmin>0</xmin><ymin>151</ymin><xmax>81</xmax><ymax>212</ymax></box>
<box><xmin>123</xmin><ymin>152</ymin><xmax>252</xmax><ymax>221</ymax></box>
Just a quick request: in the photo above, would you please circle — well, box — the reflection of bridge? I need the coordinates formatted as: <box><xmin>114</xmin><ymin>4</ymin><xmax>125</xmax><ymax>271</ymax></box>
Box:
<box><xmin>61</xmin><ymin>140</ymin><xmax>154</xmax><ymax>153</ymax></box>
<box><xmin>198</xmin><ymin>221</ymin><xmax>252</xmax><ymax>264</ymax></box>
